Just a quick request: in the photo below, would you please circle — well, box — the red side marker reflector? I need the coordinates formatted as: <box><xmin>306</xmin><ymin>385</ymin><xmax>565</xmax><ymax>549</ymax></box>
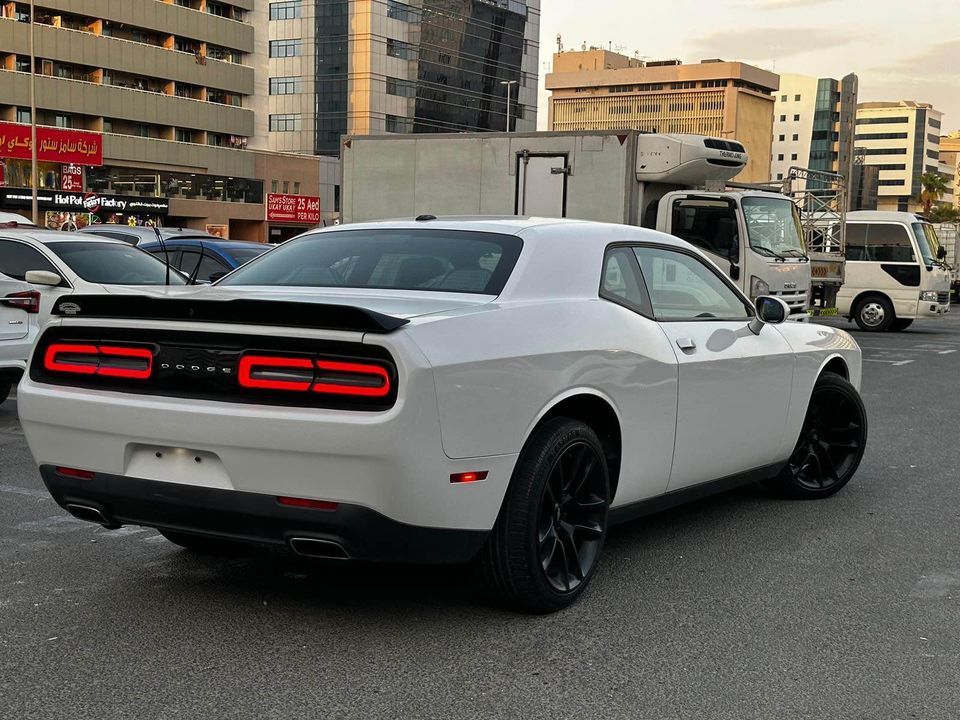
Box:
<box><xmin>277</xmin><ymin>496</ymin><xmax>339</xmax><ymax>511</ymax></box>
<box><xmin>450</xmin><ymin>471</ymin><xmax>489</xmax><ymax>484</ymax></box>
<box><xmin>56</xmin><ymin>466</ymin><xmax>95</xmax><ymax>479</ymax></box>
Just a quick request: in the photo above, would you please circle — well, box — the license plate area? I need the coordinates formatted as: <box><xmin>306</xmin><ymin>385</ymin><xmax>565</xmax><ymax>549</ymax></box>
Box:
<box><xmin>125</xmin><ymin>444</ymin><xmax>232</xmax><ymax>490</ymax></box>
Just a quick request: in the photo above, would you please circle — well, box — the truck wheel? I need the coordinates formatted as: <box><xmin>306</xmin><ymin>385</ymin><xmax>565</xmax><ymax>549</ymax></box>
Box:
<box><xmin>853</xmin><ymin>295</ymin><xmax>894</xmax><ymax>332</ymax></box>
<box><xmin>890</xmin><ymin>319</ymin><xmax>913</xmax><ymax>331</ymax></box>
<box><xmin>0</xmin><ymin>383</ymin><xmax>10</xmax><ymax>405</ymax></box>
<box><xmin>766</xmin><ymin>373</ymin><xmax>867</xmax><ymax>499</ymax></box>
<box><xmin>480</xmin><ymin>418</ymin><xmax>610</xmax><ymax>613</ymax></box>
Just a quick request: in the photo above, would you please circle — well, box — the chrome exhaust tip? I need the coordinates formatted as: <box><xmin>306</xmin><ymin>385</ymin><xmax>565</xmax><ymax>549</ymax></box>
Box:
<box><xmin>65</xmin><ymin>503</ymin><xmax>120</xmax><ymax>529</ymax></box>
<box><xmin>288</xmin><ymin>537</ymin><xmax>350</xmax><ymax>560</ymax></box>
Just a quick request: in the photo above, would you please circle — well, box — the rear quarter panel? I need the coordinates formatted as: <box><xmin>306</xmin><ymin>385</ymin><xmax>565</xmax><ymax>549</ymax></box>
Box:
<box><xmin>406</xmin><ymin>299</ymin><xmax>681</xmax><ymax>506</ymax></box>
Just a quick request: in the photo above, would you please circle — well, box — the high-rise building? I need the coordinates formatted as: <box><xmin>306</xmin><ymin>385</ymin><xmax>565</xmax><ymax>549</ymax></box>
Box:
<box><xmin>264</xmin><ymin>0</ymin><xmax>541</xmax><ymax>157</ymax></box>
<box><xmin>0</xmin><ymin>1</ymin><xmax>338</xmax><ymax>239</ymax></box>
<box><xmin>854</xmin><ymin>101</ymin><xmax>943</xmax><ymax>213</ymax></box>
<box><xmin>769</xmin><ymin>73</ymin><xmax>858</xmax><ymax>192</ymax></box>
<box><xmin>543</xmin><ymin>49</ymin><xmax>779</xmax><ymax>182</ymax></box>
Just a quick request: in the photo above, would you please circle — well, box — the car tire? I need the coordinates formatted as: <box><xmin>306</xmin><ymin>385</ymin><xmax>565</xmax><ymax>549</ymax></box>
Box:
<box><xmin>766</xmin><ymin>373</ymin><xmax>867</xmax><ymax>499</ymax></box>
<box><xmin>480</xmin><ymin>418</ymin><xmax>610</xmax><ymax>613</ymax></box>
<box><xmin>890</xmin><ymin>319</ymin><xmax>913</xmax><ymax>331</ymax></box>
<box><xmin>158</xmin><ymin>529</ymin><xmax>253</xmax><ymax>555</ymax></box>
<box><xmin>853</xmin><ymin>294</ymin><xmax>894</xmax><ymax>332</ymax></box>
<box><xmin>0</xmin><ymin>383</ymin><xmax>10</xmax><ymax>405</ymax></box>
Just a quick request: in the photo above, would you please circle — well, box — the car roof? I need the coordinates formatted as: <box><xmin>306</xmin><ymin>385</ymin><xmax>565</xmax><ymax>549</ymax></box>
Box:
<box><xmin>308</xmin><ymin>216</ymin><xmax>603</xmax><ymax>236</ymax></box>
<box><xmin>78</xmin><ymin>225</ymin><xmax>220</xmax><ymax>239</ymax></box>
<box><xmin>140</xmin><ymin>239</ymin><xmax>266</xmax><ymax>251</ymax></box>
<box><xmin>0</xmin><ymin>229</ymin><xmax>129</xmax><ymax>245</ymax></box>
<box><xmin>846</xmin><ymin>211</ymin><xmax>925</xmax><ymax>223</ymax></box>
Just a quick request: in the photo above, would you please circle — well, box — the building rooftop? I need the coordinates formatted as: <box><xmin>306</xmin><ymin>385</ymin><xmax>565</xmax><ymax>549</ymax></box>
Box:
<box><xmin>546</xmin><ymin>50</ymin><xmax>779</xmax><ymax>93</ymax></box>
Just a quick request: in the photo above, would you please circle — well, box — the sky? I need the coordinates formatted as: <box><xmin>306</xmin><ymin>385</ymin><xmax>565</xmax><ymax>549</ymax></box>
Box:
<box><xmin>536</xmin><ymin>0</ymin><xmax>960</xmax><ymax>133</ymax></box>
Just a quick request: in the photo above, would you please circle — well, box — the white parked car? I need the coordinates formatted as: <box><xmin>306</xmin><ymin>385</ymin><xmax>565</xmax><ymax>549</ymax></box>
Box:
<box><xmin>17</xmin><ymin>218</ymin><xmax>867</xmax><ymax>612</ymax></box>
<box><xmin>0</xmin><ymin>226</ymin><xmax>187</xmax><ymax>404</ymax></box>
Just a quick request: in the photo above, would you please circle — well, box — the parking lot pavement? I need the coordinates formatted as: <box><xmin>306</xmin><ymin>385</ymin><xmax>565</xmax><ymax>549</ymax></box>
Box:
<box><xmin>1</xmin><ymin>314</ymin><xmax>960</xmax><ymax>720</ymax></box>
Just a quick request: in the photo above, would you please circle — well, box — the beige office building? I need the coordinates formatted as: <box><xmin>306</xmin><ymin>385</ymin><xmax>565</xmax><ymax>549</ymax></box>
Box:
<box><xmin>855</xmin><ymin>101</ymin><xmax>943</xmax><ymax>213</ymax></box>
<box><xmin>940</xmin><ymin>132</ymin><xmax>960</xmax><ymax>209</ymax></box>
<box><xmin>0</xmin><ymin>0</ymin><xmax>336</xmax><ymax>240</ymax></box>
<box><xmin>544</xmin><ymin>49</ymin><xmax>779</xmax><ymax>182</ymax></box>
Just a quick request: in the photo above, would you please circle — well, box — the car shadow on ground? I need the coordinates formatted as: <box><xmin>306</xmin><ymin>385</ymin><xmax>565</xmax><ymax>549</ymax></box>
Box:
<box><xmin>90</xmin><ymin>483</ymin><xmax>780</xmax><ymax>619</ymax></box>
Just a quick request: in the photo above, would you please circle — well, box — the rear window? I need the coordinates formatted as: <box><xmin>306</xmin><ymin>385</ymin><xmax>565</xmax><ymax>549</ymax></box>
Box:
<box><xmin>46</xmin><ymin>242</ymin><xmax>187</xmax><ymax>285</ymax></box>
<box><xmin>219</xmin><ymin>229</ymin><xmax>523</xmax><ymax>295</ymax></box>
<box><xmin>228</xmin><ymin>246</ymin><xmax>270</xmax><ymax>264</ymax></box>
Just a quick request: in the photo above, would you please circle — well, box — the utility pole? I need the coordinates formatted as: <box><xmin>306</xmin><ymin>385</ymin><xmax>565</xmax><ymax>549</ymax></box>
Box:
<box><xmin>500</xmin><ymin>79</ymin><xmax>517</xmax><ymax>133</ymax></box>
<box><xmin>29</xmin><ymin>0</ymin><xmax>38</xmax><ymax>224</ymax></box>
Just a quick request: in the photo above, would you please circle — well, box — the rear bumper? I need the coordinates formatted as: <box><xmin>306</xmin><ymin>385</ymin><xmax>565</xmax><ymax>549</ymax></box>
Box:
<box><xmin>41</xmin><ymin>465</ymin><xmax>488</xmax><ymax>564</ymax></box>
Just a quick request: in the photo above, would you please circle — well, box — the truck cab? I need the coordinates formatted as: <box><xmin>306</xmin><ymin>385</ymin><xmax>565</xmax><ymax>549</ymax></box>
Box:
<box><xmin>654</xmin><ymin>190</ymin><xmax>811</xmax><ymax>317</ymax></box>
<box><xmin>836</xmin><ymin>211</ymin><xmax>950</xmax><ymax>331</ymax></box>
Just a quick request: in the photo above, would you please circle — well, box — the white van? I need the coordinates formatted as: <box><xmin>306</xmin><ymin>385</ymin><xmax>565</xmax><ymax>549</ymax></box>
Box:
<box><xmin>837</xmin><ymin>211</ymin><xmax>951</xmax><ymax>331</ymax></box>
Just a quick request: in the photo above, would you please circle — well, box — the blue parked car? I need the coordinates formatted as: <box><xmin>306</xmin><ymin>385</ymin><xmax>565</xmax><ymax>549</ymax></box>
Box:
<box><xmin>137</xmin><ymin>238</ymin><xmax>271</xmax><ymax>283</ymax></box>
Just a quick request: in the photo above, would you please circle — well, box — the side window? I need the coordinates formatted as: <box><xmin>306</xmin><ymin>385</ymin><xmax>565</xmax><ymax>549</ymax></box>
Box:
<box><xmin>844</xmin><ymin>224</ymin><xmax>868</xmax><ymax>261</ymax></box>
<box><xmin>670</xmin><ymin>199</ymin><xmax>739</xmax><ymax>262</ymax></box>
<box><xmin>0</xmin><ymin>239</ymin><xmax>59</xmax><ymax>281</ymax></box>
<box><xmin>149</xmin><ymin>248</ymin><xmax>181</xmax><ymax>268</ymax></box>
<box><xmin>864</xmin><ymin>224</ymin><xmax>916</xmax><ymax>263</ymax></box>
<box><xmin>633</xmin><ymin>246</ymin><xmax>750</xmax><ymax>321</ymax></box>
<box><xmin>181</xmin><ymin>251</ymin><xmax>229</xmax><ymax>282</ymax></box>
<box><xmin>600</xmin><ymin>247</ymin><xmax>651</xmax><ymax>315</ymax></box>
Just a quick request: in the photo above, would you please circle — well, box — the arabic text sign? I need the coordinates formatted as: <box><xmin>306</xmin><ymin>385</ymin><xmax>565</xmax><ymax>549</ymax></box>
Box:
<box><xmin>266</xmin><ymin>193</ymin><xmax>321</xmax><ymax>224</ymax></box>
<box><xmin>0</xmin><ymin>123</ymin><xmax>103</xmax><ymax>166</ymax></box>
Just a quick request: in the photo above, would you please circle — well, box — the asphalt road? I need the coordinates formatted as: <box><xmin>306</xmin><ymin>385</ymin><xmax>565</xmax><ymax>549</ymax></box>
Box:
<box><xmin>2</xmin><ymin>313</ymin><xmax>959</xmax><ymax>719</ymax></box>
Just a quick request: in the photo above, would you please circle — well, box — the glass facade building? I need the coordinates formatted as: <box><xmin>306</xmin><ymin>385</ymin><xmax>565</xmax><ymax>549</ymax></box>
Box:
<box><xmin>267</xmin><ymin>0</ymin><xmax>540</xmax><ymax>157</ymax></box>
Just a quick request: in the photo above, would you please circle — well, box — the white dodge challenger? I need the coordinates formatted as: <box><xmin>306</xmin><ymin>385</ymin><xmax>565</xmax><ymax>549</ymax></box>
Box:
<box><xmin>18</xmin><ymin>218</ymin><xmax>867</xmax><ymax>612</ymax></box>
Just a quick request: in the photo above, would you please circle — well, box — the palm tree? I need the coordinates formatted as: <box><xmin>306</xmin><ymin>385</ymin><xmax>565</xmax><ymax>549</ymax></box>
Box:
<box><xmin>918</xmin><ymin>172</ymin><xmax>950</xmax><ymax>215</ymax></box>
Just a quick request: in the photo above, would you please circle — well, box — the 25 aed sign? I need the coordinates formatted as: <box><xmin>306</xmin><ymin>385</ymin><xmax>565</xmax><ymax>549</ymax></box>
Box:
<box><xmin>266</xmin><ymin>193</ymin><xmax>321</xmax><ymax>224</ymax></box>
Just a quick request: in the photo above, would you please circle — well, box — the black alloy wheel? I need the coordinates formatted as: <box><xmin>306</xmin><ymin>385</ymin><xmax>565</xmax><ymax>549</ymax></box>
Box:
<box><xmin>770</xmin><ymin>373</ymin><xmax>867</xmax><ymax>498</ymax></box>
<box><xmin>481</xmin><ymin>418</ymin><xmax>611</xmax><ymax>613</ymax></box>
<box><xmin>537</xmin><ymin>440</ymin><xmax>607</xmax><ymax>594</ymax></box>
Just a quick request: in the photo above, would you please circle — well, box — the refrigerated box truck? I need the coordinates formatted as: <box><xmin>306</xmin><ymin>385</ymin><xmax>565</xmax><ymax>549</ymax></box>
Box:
<box><xmin>341</xmin><ymin>131</ymin><xmax>846</xmax><ymax>317</ymax></box>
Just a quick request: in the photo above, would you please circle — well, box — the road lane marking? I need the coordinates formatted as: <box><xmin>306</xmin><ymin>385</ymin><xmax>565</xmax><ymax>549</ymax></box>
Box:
<box><xmin>864</xmin><ymin>359</ymin><xmax>914</xmax><ymax>366</ymax></box>
<box><xmin>0</xmin><ymin>483</ymin><xmax>50</xmax><ymax>499</ymax></box>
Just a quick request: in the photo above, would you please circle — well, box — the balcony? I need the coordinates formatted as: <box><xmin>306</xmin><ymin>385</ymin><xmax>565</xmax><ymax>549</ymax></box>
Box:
<box><xmin>0</xmin><ymin>71</ymin><xmax>254</xmax><ymax>138</ymax></box>
<box><xmin>0</xmin><ymin>18</ymin><xmax>254</xmax><ymax>95</ymax></box>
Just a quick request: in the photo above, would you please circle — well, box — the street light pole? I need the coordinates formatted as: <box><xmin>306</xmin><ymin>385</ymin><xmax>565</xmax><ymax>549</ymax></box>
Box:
<box><xmin>500</xmin><ymin>80</ymin><xmax>517</xmax><ymax>133</ymax></box>
<box><xmin>29</xmin><ymin>0</ymin><xmax>38</xmax><ymax>224</ymax></box>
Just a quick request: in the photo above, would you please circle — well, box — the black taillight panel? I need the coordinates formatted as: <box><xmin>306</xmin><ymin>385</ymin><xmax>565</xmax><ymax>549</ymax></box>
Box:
<box><xmin>31</xmin><ymin>327</ymin><xmax>398</xmax><ymax>411</ymax></box>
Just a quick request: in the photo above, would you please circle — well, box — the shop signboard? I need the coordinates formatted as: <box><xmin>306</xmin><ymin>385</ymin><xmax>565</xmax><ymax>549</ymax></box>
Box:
<box><xmin>61</xmin><ymin>164</ymin><xmax>83</xmax><ymax>192</ymax></box>
<box><xmin>0</xmin><ymin>123</ymin><xmax>103</xmax><ymax>166</ymax></box>
<box><xmin>266</xmin><ymin>193</ymin><xmax>321</xmax><ymax>224</ymax></box>
<box><xmin>0</xmin><ymin>188</ymin><xmax>169</xmax><ymax>215</ymax></box>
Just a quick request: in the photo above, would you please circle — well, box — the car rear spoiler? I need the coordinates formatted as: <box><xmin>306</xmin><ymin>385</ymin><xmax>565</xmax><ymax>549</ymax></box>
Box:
<box><xmin>51</xmin><ymin>295</ymin><xmax>409</xmax><ymax>334</ymax></box>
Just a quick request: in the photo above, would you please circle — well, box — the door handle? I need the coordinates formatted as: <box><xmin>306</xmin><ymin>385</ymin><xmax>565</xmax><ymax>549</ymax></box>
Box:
<box><xmin>676</xmin><ymin>337</ymin><xmax>696</xmax><ymax>351</ymax></box>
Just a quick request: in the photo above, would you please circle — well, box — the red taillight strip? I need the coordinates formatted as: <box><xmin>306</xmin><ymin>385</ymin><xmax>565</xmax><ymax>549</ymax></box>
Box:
<box><xmin>43</xmin><ymin>343</ymin><xmax>153</xmax><ymax>380</ymax></box>
<box><xmin>238</xmin><ymin>355</ymin><xmax>314</xmax><ymax>392</ymax></box>
<box><xmin>44</xmin><ymin>343</ymin><xmax>99</xmax><ymax>375</ymax></box>
<box><xmin>313</xmin><ymin>360</ymin><xmax>391</xmax><ymax>398</ymax></box>
<box><xmin>98</xmin><ymin>346</ymin><xmax>154</xmax><ymax>379</ymax></box>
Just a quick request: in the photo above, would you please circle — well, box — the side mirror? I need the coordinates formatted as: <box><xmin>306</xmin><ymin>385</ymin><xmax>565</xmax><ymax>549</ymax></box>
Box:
<box><xmin>729</xmin><ymin>263</ymin><xmax>740</xmax><ymax>281</ymax></box>
<box><xmin>25</xmin><ymin>270</ymin><xmax>62</xmax><ymax>287</ymax></box>
<box><xmin>937</xmin><ymin>246</ymin><xmax>947</xmax><ymax>260</ymax></box>
<box><xmin>748</xmin><ymin>296</ymin><xmax>791</xmax><ymax>335</ymax></box>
